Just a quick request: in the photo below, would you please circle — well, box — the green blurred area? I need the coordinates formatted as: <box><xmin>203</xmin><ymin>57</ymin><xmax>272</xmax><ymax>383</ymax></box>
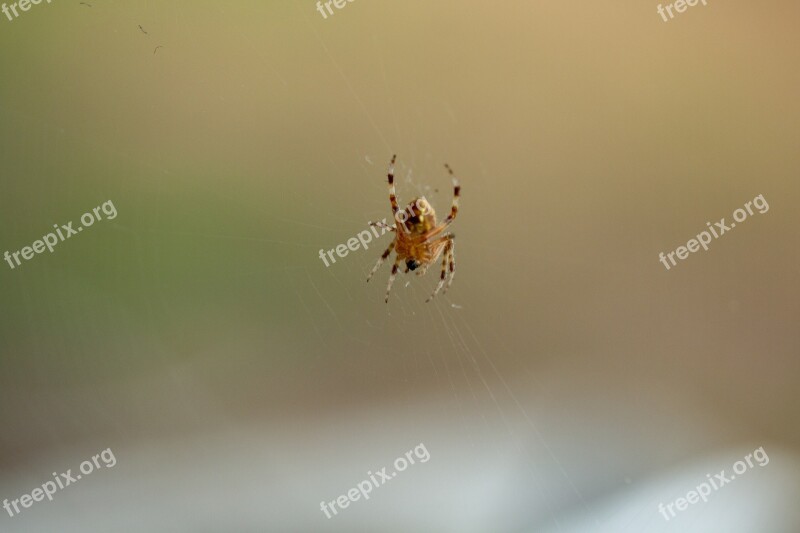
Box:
<box><xmin>0</xmin><ymin>0</ymin><xmax>798</xmax><ymax>491</ymax></box>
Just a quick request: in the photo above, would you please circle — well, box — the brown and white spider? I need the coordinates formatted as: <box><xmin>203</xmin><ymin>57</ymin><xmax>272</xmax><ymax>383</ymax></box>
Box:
<box><xmin>366</xmin><ymin>155</ymin><xmax>460</xmax><ymax>303</ymax></box>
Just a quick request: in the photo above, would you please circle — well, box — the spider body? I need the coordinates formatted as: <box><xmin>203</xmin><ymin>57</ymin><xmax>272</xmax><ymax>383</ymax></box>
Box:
<box><xmin>367</xmin><ymin>155</ymin><xmax>460</xmax><ymax>303</ymax></box>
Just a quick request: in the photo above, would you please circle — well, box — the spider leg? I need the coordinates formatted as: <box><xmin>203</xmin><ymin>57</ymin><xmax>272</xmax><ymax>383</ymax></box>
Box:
<box><xmin>385</xmin><ymin>257</ymin><xmax>403</xmax><ymax>303</ymax></box>
<box><xmin>426</xmin><ymin>235</ymin><xmax>454</xmax><ymax>302</ymax></box>
<box><xmin>369</xmin><ymin>220</ymin><xmax>396</xmax><ymax>232</ymax></box>
<box><xmin>418</xmin><ymin>234</ymin><xmax>449</xmax><ymax>277</ymax></box>
<box><xmin>442</xmin><ymin>163</ymin><xmax>460</xmax><ymax>226</ymax></box>
<box><xmin>442</xmin><ymin>238</ymin><xmax>456</xmax><ymax>294</ymax></box>
<box><xmin>366</xmin><ymin>240</ymin><xmax>395</xmax><ymax>283</ymax></box>
<box><xmin>387</xmin><ymin>154</ymin><xmax>401</xmax><ymax>219</ymax></box>
<box><xmin>416</xmin><ymin>166</ymin><xmax>460</xmax><ymax>241</ymax></box>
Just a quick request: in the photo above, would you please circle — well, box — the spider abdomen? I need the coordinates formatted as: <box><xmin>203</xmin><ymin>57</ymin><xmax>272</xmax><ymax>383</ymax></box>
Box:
<box><xmin>396</xmin><ymin>198</ymin><xmax>437</xmax><ymax>236</ymax></box>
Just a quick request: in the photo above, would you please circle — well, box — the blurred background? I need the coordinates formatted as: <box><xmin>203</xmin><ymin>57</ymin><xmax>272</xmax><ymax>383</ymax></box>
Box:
<box><xmin>0</xmin><ymin>1</ymin><xmax>799</xmax><ymax>531</ymax></box>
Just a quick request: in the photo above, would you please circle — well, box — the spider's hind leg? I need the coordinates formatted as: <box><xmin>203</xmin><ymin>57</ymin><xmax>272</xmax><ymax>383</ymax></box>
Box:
<box><xmin>426</xmin><ymin>234</ymin><xmax>455</xmax><ymax>302</ymax></box>
<box><xmin>385</xmin><ymin>257</ymin><xmax>403</xmax><ymax>303</ymax></box>
<box><xmin>442</xmin><ymin>238</ymin><xmax>456</xmax><ymax>294</ymax></box>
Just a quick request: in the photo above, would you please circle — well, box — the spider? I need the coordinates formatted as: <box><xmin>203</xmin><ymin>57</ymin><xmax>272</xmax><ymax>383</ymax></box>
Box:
<box><xmin>367</xmin><ymin>155</ymin><xmax>460</xmax><ymax>303</ymax></box>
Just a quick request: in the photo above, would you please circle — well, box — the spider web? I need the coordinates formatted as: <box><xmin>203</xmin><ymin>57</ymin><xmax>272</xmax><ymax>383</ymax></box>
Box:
<box><xmin>287</xmin><ymin>17</ymin><xmax>594</xmax><ymax>529</ymax></box>
<box><xmin>0</xmin><ymin>3</ymin><xmax>600</xmax><ymax>532</ymax></box>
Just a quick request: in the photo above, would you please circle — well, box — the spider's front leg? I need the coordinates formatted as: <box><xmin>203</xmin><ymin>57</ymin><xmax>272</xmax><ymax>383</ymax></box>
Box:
<box><xmin>442</xmin><ymin>163</ymin><xmax>460</xmax><ymax>227</ymax></box>
<box><xmin>417</xmin><ymin>164</ymin><xmax>461</xmax><ymax>241</ymax></box>
<box><xmin>387</xmin><ymin>154</ymin><xmax>400</xmax><ymax>217</ymax></box>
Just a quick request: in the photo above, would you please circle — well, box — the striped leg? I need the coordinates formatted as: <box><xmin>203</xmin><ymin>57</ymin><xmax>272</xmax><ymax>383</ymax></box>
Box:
<box><xmin>369</xmin><ymin>220</ymin><xmax>395</xmax><ymax>232</ymax></box>
<box><xmin>426</xmin><ymin>236</ymin><xmax>454</xmax><ymax>302</ymax></box>
<box><xmin>366</xmin><ymin>241</ymin><xmax>395</xmax><ymax>283</ymax></box>
<box><xmin>387</xmin><ymin>154</ymin><xmax>400</xmax><ymax>217</ymax></box>
<box><xmin>385</xmin><ymin>257</ymin><xmax>403</xmax><ymax>303</ymax></box>
<box><xmin>416</xmin><ymin>164</ymin><xmax>461</xmax><ymax>242</ymax></box>
<box><xmin>442</xmin><ymin>238</ymin><xmax>456</xmax><ymax>294</ymax></box>
<box><xmin>442</xmin><ymin>163</ymin><xmax>461</xmax><ymax>226</ymax></box>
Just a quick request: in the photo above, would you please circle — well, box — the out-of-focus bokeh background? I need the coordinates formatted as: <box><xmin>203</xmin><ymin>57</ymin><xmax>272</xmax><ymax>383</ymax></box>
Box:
<box><xmin>1</xmin><ymin>1</ymin><xmax>799</xmax><ymax>531</ymax></box>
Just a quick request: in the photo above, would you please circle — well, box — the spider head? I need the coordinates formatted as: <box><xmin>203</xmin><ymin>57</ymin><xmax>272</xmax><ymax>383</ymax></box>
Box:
<box><xmin>406</xmin><ymin>259</ymin><xmax>421</xmax><ymax>271</ymax></box>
